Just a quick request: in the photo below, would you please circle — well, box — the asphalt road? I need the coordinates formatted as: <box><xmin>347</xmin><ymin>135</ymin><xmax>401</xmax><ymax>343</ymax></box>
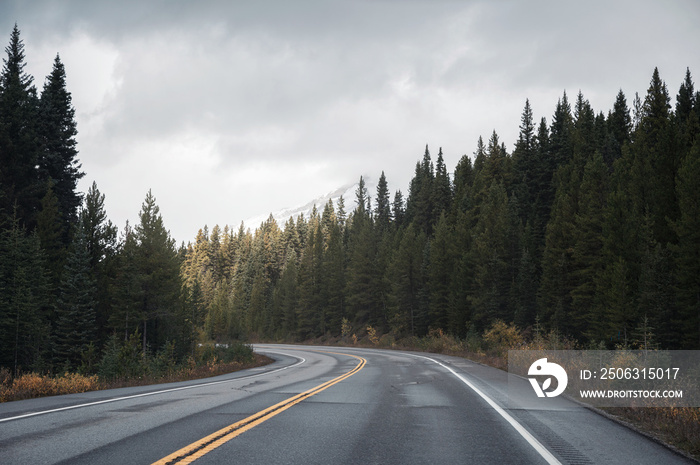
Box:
<box><xmin>0</xmin><ymin>345</ymin><xmax>695</xmax><ymax>464</ymax></box>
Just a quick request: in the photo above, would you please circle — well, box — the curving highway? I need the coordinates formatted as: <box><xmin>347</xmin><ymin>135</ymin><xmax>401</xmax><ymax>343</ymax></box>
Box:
<box><xmin>0</xmin><ymin>345</ymin><xmax>695</xmax><ymax>464</ymax></box>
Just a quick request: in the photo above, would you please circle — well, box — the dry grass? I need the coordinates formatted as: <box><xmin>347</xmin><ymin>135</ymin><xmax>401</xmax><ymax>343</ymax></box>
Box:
<box><xmin>602</xmin><ymin>406</ymin><xmax>700</xmax><ymax>460</ymax></box>
<box><xmin>0</xmin><ymin>371</ymin><xmax>99</xmax><ymax>402</ymax></box>
<box><xmin>0</xmin><ymin>354</ymin><xmax>272</xmax><ymax>403</ymax></box>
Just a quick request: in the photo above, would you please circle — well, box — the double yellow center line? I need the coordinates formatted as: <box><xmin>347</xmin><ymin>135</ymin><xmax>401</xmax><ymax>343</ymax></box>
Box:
<box><xmin>152</xmin><ymin>351</ymin><xmax>366</xmax><ymax>465</ymax></box>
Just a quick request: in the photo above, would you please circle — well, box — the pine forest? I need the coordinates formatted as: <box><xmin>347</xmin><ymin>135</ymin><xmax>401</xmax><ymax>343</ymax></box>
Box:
<box><xmin>1</xmin><ymin>25</ymin><xmax>700</xmax><ymax>378</ymax></box>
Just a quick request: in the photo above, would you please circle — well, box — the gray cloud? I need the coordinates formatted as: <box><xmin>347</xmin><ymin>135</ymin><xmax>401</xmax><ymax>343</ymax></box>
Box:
<box><xmin>1</xmin><ymin>0</ymin><xmax>698</xmax><ymax>241</ymax></box>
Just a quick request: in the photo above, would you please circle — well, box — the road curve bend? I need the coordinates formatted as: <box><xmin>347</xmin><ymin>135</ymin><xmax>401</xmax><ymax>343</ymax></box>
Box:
<box><xmin>0</xmin><ymin>344</ymin><xmax>694</xmax><ymax>464</ymax></box>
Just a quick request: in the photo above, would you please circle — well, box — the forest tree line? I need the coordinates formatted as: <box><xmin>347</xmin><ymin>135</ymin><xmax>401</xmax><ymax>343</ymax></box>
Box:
<box><xmin>1</xmin><ymin>24</ymin><xmax>699</xmax><ymax>377</ymax></box>
<box><xmin>181</xmin><ymin>67</ymin><xmax>700</xmax><ymax>351</ymax></box>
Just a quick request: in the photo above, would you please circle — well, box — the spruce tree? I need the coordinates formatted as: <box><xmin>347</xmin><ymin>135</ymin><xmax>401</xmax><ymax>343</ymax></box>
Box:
<box><xmin>296</xmin><ymin>219</ymin><xmax>322</xmax><ymax>339</ymax></box>
<box><xmin>570</xmin><ymin>151</ymin><xmax>608</xmax><ymax>337</ymax></box>
<box><xmin>433</xmin><ymin>148</ymin><xmax>452</xmax><ymax>217</ymax></box>
<box><xmin>133</xmin><ymin>190</ymin><xmax>181</xmax><ymax>352</ymax></box>
<box><xmin>675</xmin><ymin>68</ymin><xmax>696</xmax><ymax>123</ymax></box>
<box><xmin>470</xmin><ymin>182</ymin><xmax>511</xmax><ymax>327</ymax></box>
<box><xmin>53</xmin><ymin>229</ymin><xmax>97</xmax><ymax>371</ymax></box>
<box><xmin>427</xmin><ymin>211</ymin><xmax>453</xmax><ymax>331</ymax></box>
<box><xmin>110</xmin><ymin>222</ymin><xmax>144</xmax><ymax>341</ymax></box>
<box><xmin>392</xmin><ymin>190</ymin><xmax>405</xmax><ymax>227</ymax></box>
<box><xmin>673</xmin><ymin>141</ymin><xmax>700</xmax><ymax>348</ymax></box>
<box><xmin>273</xmin><ymin>250</ymin><xmax>298</xmax><ymax>337</ymax></box>
<box><xmin>345</xmin><ymin>181</ymin><xmax>379</xmax><ymax>327</ymax></box>
<box><xmin>36</xmin><ymin>181</ymin><xmax>66</xmax><ymax>286</ymax></box>
<box><xmin>374</xmin><ymin>171</ymin><xmax>391</xmax><ymax>231</ymax></box>
<box><xmin>406</xmin><ymin>145</ymin><xmax>435</xmax><ymax>235</ymax></box>
<box><xmin>80</xmin><ymin>182</ymin><xmax>118</xmax><ymax>344</ymax></box>
<box><xmin>538</xmin><ymin>161</ymin><xmax>580</xmax><ymax>335</ymax></box>
<box><xmin>0</xmin><ymin>215</ymin><xmax>50</xmax><ymax>373</ymax></box>
<box><xmin>386</xmin><ymin>224</ymin><xmax>426</xmax><ymax>336</ymax></box>
<box><xmin>323</xmin><ymin>217</ymin><xmax>345</xmax><ymax>334</ymax></box>
<box><xmin>452</xmin><ymin>154</ymin><xmax>474</xmax><ymax>214</ymax></box>
<box><xmin>531</xmin><ymin>117</ymin><xmax>554</xmax><ymax>259</ymax></box>
<box><xmin>608</xmin><ymin>89</ymin><xmax>632</xmax><ymax>163</ymax></box>
<box><xmin>38</xmin><ymin>54</ymin><xmax>83</xmax><ymax>237</ymax></box>
<box><xmin>512</xmin><ymin>99</ymin><xmax>537</xmax><ymax>222</ymax></box>
<box><xmin>355</xmin><ymin>176</ymin><xmax>369</xmax><ymax>214</ymax></box>
<box><xmin>550</xmin><ymin>91</ymin><xmax>574</xmax><ymax>167</ymax></box>
<box><xmin>0</xmin><ymin>24</ymin><xmax>41</xmax><ymax>229</ymax></box>
<box><xmin>632</xmin><ymin>68</ymin><xmax>676</xmax><ymax>245</ymax></box>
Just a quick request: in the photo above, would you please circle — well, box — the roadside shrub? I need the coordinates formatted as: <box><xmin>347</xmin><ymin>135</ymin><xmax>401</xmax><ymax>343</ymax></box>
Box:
<box><xmin>98</xmin><ymin>332</ymin><xmax>146</xmax><ymax>381</ymax></box>
<box><xmin>379</xmin><ymin>334</ymin><xmax>396</xmax><ymax>347</ymax></box>
<box><xmin>149</xmin><ymin>341</ymin><xmax>177</xmax><ymax>378</ymax></box>
<box><xmin>1</xmin><ymin>372</ymin><xmax>99</xmax><ymax>401</ymax></box>
<box><xmin>366</xmin><ymin>326</ymin><xmax>379</xmax><ymax>345</ymax></box>
<box><xmin>482</xmin><ymin>320</ymin><xmax>523</xmax><ymax>355</ymax></box>
<box><xmin>421</xmin><ymin>328</ymin><xmax>463</xmax><ymax>354</ymax></box>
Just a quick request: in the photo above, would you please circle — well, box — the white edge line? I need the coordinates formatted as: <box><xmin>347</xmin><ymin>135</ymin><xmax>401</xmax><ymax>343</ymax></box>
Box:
<box><xmin>0</xmin><ymin>350</ymin><xmax>305</xmax><ymax>424</ymax></box>
<box><xmin>408</xmin><ymin>353</ymin><xmax>562</xmax><ymax>465</ymax></box>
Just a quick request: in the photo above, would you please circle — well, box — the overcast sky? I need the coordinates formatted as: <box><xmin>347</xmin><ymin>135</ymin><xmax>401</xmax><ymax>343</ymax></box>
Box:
<box><xmin>2</xmin><ymin>0</ymin><xmax>699</xmax><ymax>243</ymax></box>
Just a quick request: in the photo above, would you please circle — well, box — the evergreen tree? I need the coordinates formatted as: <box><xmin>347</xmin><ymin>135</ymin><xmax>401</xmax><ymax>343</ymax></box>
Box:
<box><xmin>607</xmin><ymin>89</ymin><xmax>632</xmax><ymax>164</ymax></box>
<box><xmin>452</xmin><ymin>153</ymin><xmax>474</xmax><ymax>214</ymax></box>
<box><xmin>483</xmin><ymin>131</ymin><xmax>510</xmax><ymax>186</ymax></box>
<box><xmin>570</xmin><ymin>151</ymin><xmax>608</xmax><ymax>337</ymax></box>
<box><xmin>296</xmin><ymin>219</ymin><xmax>323</xmax><ymax>339</ymax></box>
<box><xmin>345</xmin><ymin>182</ymin><xmax>379</xmax><ymax>327</ymax></box>
<box><xmin>512</xmin><ymin>99</ymin><xmax>537</xmax><ymax>222</ymax></box>
<box><xmin>374</xmin><ymin>171</ymin><xmax>391</xmax><ymax>231</ymax></box>
<box><xmin>631</xmin><ymin>68</ymin><xmax>676</xmax><ymax>245</ymax></box>
<box><xmin>133</xmin><ymin>190</ymin><xmax>182</xmax><ymax>352</ymax></box>
<box><xmin>355</xmin><ymin>176</ymin><xmax>369</xmax><ymax>214</ymax></box>
<box><xmin>323</xmin><ymin>216</ymin><xmax>345</xmax><ymax>334</ymax></box>
<box><xmin>272</xmin><ymin>250</ymin><xmax>298</xmax><ymax>338</ymax></box>
<box><xmin>673</xmin><ymin>141</ymin><xmax>700</xmax><ymax>347</ymax></box>
<box><xmin>572</xmin><ymin>91</ymin><xmax>597</xmax><ymax>167</ymax></box>
<box><xmin>531</xmin><ymin>117</ymin><xmax>554</xmax><ymax>260</ymax></box>
<box><xmin>513</xmin><ymin>246</ymin><xmax>538</xmax><ymax>328</ymax></box>
<box><xmin>406</xmin><ymin>145</ymin><xmax>435</xmax><ymax>235</ymax></box>
<box><xmin>0</xmin><ymin>215</ymin><xmax>50</xmax><ymax>373</ymax></box>
<box><xmin>110</xmin><ymin>222</ymin><xmax>144</xmax><ymax>341</ymax></box>
<box><xmin>38</xmin><ymin>54</ymin><xmax>83</xmax><ymax>237</ymax></box>
<box><xmin>550</xmin><ymin>91</ymin><xmax>574</xmax><ymax>167</ymax></box>
<box><xmin>36</xmin><ymin>181</ymin><xmax>66</xmax><ymax>286</ymax></box>
<box><xmin>447</xmin><ymin>209</ymin><xmax>473</xmax><ymax>336</ymax></box>
<box><xmin>470</xmin><ymin>182</ymin><xmax>511</xmax><ymax>327</ymax></box>
<box><xmin>515</xmin><ymin>99</ymin><xmax>536</xmax><ymax>160</ymax></box>
<box><xmin>427</xmin><ymin>211</ymin><xmax>453</xmax><ymax>330</ymax></box>
<box><xmin>336</xmin><ymin>195</ymin><xmax>347</xmax><ymax>230</ymax></box>
<box><xmin>53</xmin><ymin>229</ymin><xmax>97</xmax><ymax>371</ymax></box>
<box><xmin>675</xmin><ymin>68</ymin><xmax>696</xmax><ymax>123</ymax></box>
<box><xmin>79</xmin><ymin>181</ymin><xmax>117</xmax><ymax>344</ymax></box>
<box><xmin>392</xmin><ymin>190</ymin><xmax>405</xmax><ymax>227</ymax></box>
<box><xmin>386</xmin><ymin>224</ymin><xmax>427</xmax><ymax>336</ymax></box>
<box><xmin>433</xmin><ymin>148</ymin><xmax>452</xmax><ymax>217</ymax></box>
<box><xmin>0</xmin><ymin>24</ymin><xmax>41</xmax><ymax>229</ymax></box>
<box><xmin>637</xmin><ymin>232</ymin><xmax>676</xmax><ymax>349</ymax></box>
<box><xmin>538</xmin><ymin>161</ymin><xmax>580</xmax><ymax>335</ymax></box>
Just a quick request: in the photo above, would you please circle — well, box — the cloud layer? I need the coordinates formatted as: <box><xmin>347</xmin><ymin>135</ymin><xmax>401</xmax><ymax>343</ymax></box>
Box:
<box><xmin>3</xmin><ymin>0</ymin><xmax>699</xmax><ymax>241</ymax></box>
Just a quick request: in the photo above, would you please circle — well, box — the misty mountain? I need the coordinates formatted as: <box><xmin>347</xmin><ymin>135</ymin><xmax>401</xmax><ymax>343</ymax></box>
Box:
<box><xmin>244</xmin><ymin>176</ymin><xmax>376</xmax><ymax>230</ymax></box>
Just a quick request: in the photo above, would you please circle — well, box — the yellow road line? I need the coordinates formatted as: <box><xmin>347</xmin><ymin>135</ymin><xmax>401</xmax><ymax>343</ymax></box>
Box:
<box><xmin>152</xmin><ymin>351</ymin><xmax>366</xmax><ymax>465</ymax></box>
